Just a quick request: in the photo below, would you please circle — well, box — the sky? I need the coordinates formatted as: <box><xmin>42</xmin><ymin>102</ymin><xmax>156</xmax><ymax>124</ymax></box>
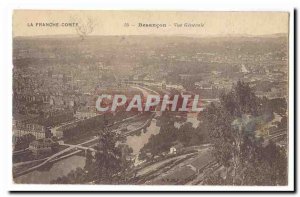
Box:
<box><xmin>13</xmin><ymin>10</ymin><xmax>289</xmax><ymax>37</ymax></box>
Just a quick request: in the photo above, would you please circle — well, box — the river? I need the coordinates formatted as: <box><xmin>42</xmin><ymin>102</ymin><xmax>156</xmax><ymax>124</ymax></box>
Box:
<box><xmin>14</xmin><ymin>155</ymin><xmax>86</xmax><ymax>184</ymax></box>
<box><xmin>14</xmin><ymin>112</ymin><xmax>199</xmax><ymax>184</ymax></box>
<box><xmin>14</xmin><ymin>119</ymin><xmax>161</xmax><ymax>184</ymax></box>
<box><xmin>126</xmin><ymin>118</ymin><xmax>160</xmax><ymax>165</ymax></box>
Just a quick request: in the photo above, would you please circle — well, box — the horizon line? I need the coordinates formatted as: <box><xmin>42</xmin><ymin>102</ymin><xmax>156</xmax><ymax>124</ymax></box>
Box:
<box><xmin>13</xmin><ymin>32</ymin><xmax>288</xmax><ymax>39</ymax></box>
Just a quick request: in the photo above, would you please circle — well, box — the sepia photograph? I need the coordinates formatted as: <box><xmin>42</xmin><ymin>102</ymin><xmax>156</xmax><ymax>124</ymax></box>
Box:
<box><xmin>10</xmin><ymin>10</ymin><xmax>293</xmax><ymax>190</ymax></box>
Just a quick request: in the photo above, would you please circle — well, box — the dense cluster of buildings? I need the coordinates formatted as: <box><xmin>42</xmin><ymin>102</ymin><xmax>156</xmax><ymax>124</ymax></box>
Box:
<box><xmin>12</xmin><ymin>36</ymin><xmax>288</xmax><ymax>157</ymax></box>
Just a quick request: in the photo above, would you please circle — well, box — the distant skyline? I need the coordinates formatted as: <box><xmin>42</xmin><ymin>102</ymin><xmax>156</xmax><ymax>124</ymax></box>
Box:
<box><xmin>13</xmin><ymin>10</ymin><xmax>289</xmax><ymax>37</ymax></box>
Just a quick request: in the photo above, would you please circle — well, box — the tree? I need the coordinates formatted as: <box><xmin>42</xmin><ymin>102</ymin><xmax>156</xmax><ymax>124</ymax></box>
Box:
<box><xmin>268</xmin><ymin>98</ymin><xmax>287</xmax><ymax>115</ymax></box>
<box><xmin>118</xmin><ymin>144</ymin><xmax>134</xmax><ymax>183</ymax></box>
<box><xmin>51</xmin><ymin>167</ymin><xmax>87</xmax><ymax>184</ymax></box>
<box><xmin>203</xmin><ymin>81</ymin><xmax>287</xmax><ymax>185</ymax></box>
<box><xmin>14</xmin><ymin>133</ymin><xmax>36</xmax><ymax>150</ymax></box>
<box><xmin>241</xmin><ymin>141</ymin><xmax>287</xmax><ymax>185</ymax></box>
<box><xmin>277</xmin><ymin>115</ymin><xmax>287</xmax><ymax>129</ymax></box>
<box><xmin>84</xmin><ymin>149</ymin><xmax>94</xmax><ymax>173</ymax></box>
<box><xmin>94</xmin><ymin>128</ymin><xmax>122</xmax><ymax>184</ymax></box>
<box><xmin>220</xmin><ymin>80</ymin><xmax>261</xmax><ymax>117</ymax></box>
<box><xmin>178</xmin><ymin>122</ymin><xmax>204</xmax><ymax>146</ymax></box>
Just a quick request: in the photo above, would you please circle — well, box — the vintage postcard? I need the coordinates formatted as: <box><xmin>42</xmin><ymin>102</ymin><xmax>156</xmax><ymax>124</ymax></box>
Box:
<box><xmin>12</xmin><ymin>10</ymin><xmax>292</xmax><ymax>189</ymax></box>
